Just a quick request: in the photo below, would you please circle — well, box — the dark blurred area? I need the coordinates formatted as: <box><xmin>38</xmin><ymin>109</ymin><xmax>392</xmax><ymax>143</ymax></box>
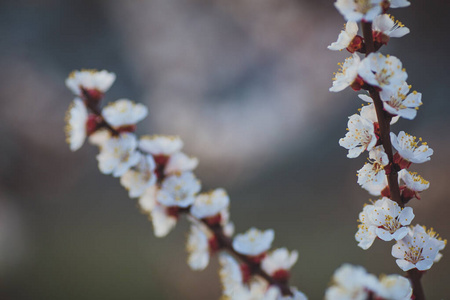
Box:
<box><xmin>0</xmin><ymin>0</ymin><xmax>449</xmax><ymax>299</ymax></box>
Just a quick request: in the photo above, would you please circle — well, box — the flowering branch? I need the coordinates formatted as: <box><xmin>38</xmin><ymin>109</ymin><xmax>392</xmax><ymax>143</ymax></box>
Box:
<box><xmin>361</xmin><ymin>18</ymin><xmax>426</xmax><ymax>300</ymax></box>
<box><xmin>327</xmin><ymin>1</ymin><xmax>446</xmax><ymax>299</ymax></box>
<box><xmin>86</xmin><ymin>90</ymin><xmax>294</xmax><ymax>295</ymax></box>
<box><xmin>63</xmin><ymin>1</ymin><xmax>447</xmax><ymax>298</ymax></box>
<box><xmin>64</xmin><ymin>70</ymin><xmax>303</xmax><ymax>299</ymax></box>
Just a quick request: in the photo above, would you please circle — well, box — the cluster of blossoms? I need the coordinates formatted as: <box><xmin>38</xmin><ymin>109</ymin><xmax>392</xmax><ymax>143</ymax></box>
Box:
<box><xmin>64</xmin><ymin>70</ymin><xmax>307</xmax><ymax>299</ymax></box>
<box><xmin>329</xmin><ymin>0</ymin><xmax>446</xmax><ymax>299</ymax></box>
<box><xmin>325</xmin><ymin>264</ymin><xmax>412</xmax><ymax>300</ymax></box>
<box><xmin>64</xmin><ymin>1</ymin><xmax>446</xmax><ymax>298</ymax></box>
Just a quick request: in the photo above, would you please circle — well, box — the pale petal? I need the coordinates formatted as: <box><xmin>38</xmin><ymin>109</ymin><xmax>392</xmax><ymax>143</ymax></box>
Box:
<box><xmin>398</xmin><ymin>207</ymin><xmax>414</xmax><ymax>225</ymax></box>
<box><xmin>376</xmin><ymin>227</ymin><xmax>394</xmax><ymax>241</ymax></box>
<box><xmin>403</xmin><ymin>92</ymin><xmax>422</xmax><ymax>107</ymax></box>
<box><xmin>348</xmin><ymin>146</ymin><xmax>364</xmax><ymax>158</ymax></box>
<box><xmin>358</xmin><ymin>94</ymin><xmax>373</xmax><ymax>103</ymax></box>
<box><xmin>396</xmin><ymin>259</ymin><xmax>415</xmax><ymax>271</ymax></box>
<box><xmin>398</xmin><ymin>108</ymin><xmax>417</xmax><ymax>120</ymax></box>
<box><xmin>390</xmin><ymin>27</ymin><xmax>410</xmax><ymax>38</ymax></box>
<box><xmin>392</xmin><ymin>227</ymin><xmax>408</xmax><ymax>241</ymax></box>
<box><xmin>392</xmin><ymin>243</ymin><xmax>405</xmax><ymax>259</ymax></box>
<box><xmin>416</xmin><ymin>259</ymin><xmax>433</xmax><ymax>271</ymax></box>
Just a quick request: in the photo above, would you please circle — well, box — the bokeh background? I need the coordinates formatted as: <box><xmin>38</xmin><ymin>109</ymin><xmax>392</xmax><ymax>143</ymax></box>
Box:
<box><xmin>0</xmin><ymin>0</ymin><xmax>449</xmax><ymax>299</ymax></box>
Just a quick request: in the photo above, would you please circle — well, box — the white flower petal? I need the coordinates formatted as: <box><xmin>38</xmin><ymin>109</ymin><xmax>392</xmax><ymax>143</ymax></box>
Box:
<box><xmin>102</xmin><ymin>99</ymin><xmax>148</xmax><ymax>127</ymax></box>
<box><xmin>65</xmin><ymin>99</ymin><xmax>88</xmax><ymax>151</ymax></box>
<box><xmin>233</xmin><ymin>228</ymin><xmax>275</xmax><ymax>256</ymax></box>
<box><xmin>396</xmin><ymin>259</ymin><xmax>415</xmax><ymax>271</ymax></box>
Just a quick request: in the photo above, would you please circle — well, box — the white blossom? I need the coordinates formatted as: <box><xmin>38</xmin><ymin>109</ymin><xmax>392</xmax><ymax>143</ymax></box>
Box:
<box><xmin>366</xmin><ymin>198</ymin><xmax>414</xmax><ymax>242</ymax></box>
<box><xmin>120</xmin><ymin>155</ymin><xmax>157</xmax><ymax>198</ymax></box>
<box><xmin>65</xmin><ymin>98</ymin><xmax>88</xmax><ymax>151</ymax></box>
<box><xmin>362</xmin><ymin>176</ymin><xmax>388</xmax><ymax>196</ymax></box>
<box><xmin>355</xmin><ymin>204</ymin><xmax>378</xmax><ymax>249</ymax></box>
<box><xmin>398</xmin><ymin>169</ymin><xmax>430</xmax><ymax>192</ymax></box>
<box><xmin>186</xmin><ymin>224</ymin><xmax>210</xmax><ymax>271</ymax></box>
<box><xmin>157</xmin><ymin>172</ymin><xmax>201</xmax><ymax>208</ymax></box>
<box><xmin>358</xmin><ymin>98</ymin><xmax>399</xmax><ymax>124</ymax></box>
<box><xmin>326</xmin><ymin>264</ymin><xmax>412</xmax><ymax>300</ymax></box>
<box><xmin>334</xmin><ymin>0</ymin><xmax>383</xmax><ymax>22</ymax></box>
<box><xmin>372</xmin><ymin>14</ymin><xmax>410</xmax><ymax>40</ymax></box>
<box><xmin>138</xmin><ymin>186</ymin><xmax>177</xmax><ymax>237</ymax></box>
<box><xmin>219</xmin><ymin>254</ymin><xmax>243</xmax><ymax>297</ymax></box>
<box><xmin>229</xmin><ymin>279</ymin><xmax>273</xmax><ymax>300</ymax></box>
<box><xmin>66</xmin><ymin>69</ymin><xmax>116</xmax><ymax>96</ymax></box>
<box><xmin>325</xmin><ymin>264</ymin><xmax>379</xmax><ymax>300</ymax></box>
<box><xmin>190</xmin><ymin>188</ymin><xmax>230</xmax><ymax>219</ymax></box>
<box><xmin>424</xmin><ymin>226</ymin><xmax>447</xmax><ymax>263</ymax></box>
<box><xmin>357</xmin><ymin>146</ymin><xmax>389</xmax><ymax>194</ymax></box>
<box><xmin>359</xmin><ymin>103</ymin><xmax>378</xmax><ymax>123</ymax></box>
<box><xmin>381</xmin><ymin>82</ymin><xmax>422</xmax><ymax>120</ymax></box>
<box><xmin>164</xmin><ymin>152</ymin><xmax>199</xmax><ymax>175</ymax></box>
<box><xmin>391</xmin><ymin>131</ymin><xmax>433</xmax><ymax>164</ymax></box>
<box><xmin>328</xmin><ymin>21</ymin><xmax>359</xmax><ymax>51</ymax></box>
<box><xmin>232</xmin><ymin>228</ymin><xmax>275</xmax><ymax>256</ymax></box>
<box><xmin>102</xmin><ymin>99</ymin><xmax>148</xmax><ymax>127</ymax></box>
<box><xmin>377</xmin><ymin>274</ymin><xmax>412</xmax><ymax>300</ymax></box>
<box><xmin>358</xmin><ymin>53</ymin><xmax>408</xmax><ymax>97</ymax></box>
<box><xmin>392</xmin><ymin>225</ymin><xmax>446</xmax><ymax>271</ymax></box>
<box><xmin>261</xmin><ymin>248</ymin><xmax>298</xmax><ymax>276</ymax></box>
<box><xmin>330</xmin><ymin>54</ymin><xmax>361</xmax><ymax>92</ymax></box>
<box><xmin>356</xmin><ymin>198</ymin><xmax>414</xmax><ymax>249</ymax></box>
<box><xmin>339</xmin><ymin>114</ymin><xmax>377</xmax><ymax>158</ymax></box>
<box><xmin>226</xmin><ymin>279</ymin><xmax>305</xmax><ymax>300</ymax></box>
<box><xmin>139</xmin><ymin>135</ymin><xmax>183</xmax><ymax>156</ymax></box>
<box><xmin>96</xmin><ymin>133</ymin><xmax>141</xmax><ymax>177</ymax></box>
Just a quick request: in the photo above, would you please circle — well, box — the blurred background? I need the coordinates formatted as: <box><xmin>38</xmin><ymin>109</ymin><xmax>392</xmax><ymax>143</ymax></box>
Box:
<box><xmin>0</xmin><ymin>0</ymin><xmax>449</xmax><ymax>299</ymax></box>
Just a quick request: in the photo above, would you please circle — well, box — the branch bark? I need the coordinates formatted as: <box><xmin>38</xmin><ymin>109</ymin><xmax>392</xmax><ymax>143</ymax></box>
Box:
<box><xmin>361</xmin><ymin>21</ymin><xmax>402</xmax><ymax>208</ymax></box>
<box><xmin>361</xmin><ymin>21</ymin><xmax>425</xmax><ymax>300</ymax></box>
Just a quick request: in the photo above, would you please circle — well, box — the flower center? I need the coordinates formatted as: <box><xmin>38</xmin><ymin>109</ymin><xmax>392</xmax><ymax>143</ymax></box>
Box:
<box><xmin>405</xmin><ymin>246</ymin><xmax>424</xmax><ymax>264</ymax></box>
<box><xmin>387</xmin><ymin>92</ymin><xmax>407</xmax><ymax>110</ymax></box>
<box><xmin>382</xmin><ymin>215</ymin><xmax>400</xmax><ymax>234</ymax></box>
<box><xmin>375</xmin><ymin>68</ymin><xmax>393</xmax><ymax>86</ymax></box>
<box><xmin>355</xmin><ymin>0</ymin><xmax>373</xmax><ymax>14</ymax></box>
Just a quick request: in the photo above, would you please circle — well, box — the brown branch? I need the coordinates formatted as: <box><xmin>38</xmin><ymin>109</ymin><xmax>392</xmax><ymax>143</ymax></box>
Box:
<box><xmin>361</xmin><ymin>21</ymin><xmax>425</xmax><ymax>300</ymax></box>
<box><xmin>361</xmin><ymin>21</ymin><xmax>403</xmax><ymax>208</ymax></box>
<box><xmin>407</xmin><ymin>269</ymin><xmax>425</xmax><ymax>300</ymax></box>
<box><xmin>367</xmin><ymin>87</ymin><xmax>402</xmax><ymax>207</ymax></box>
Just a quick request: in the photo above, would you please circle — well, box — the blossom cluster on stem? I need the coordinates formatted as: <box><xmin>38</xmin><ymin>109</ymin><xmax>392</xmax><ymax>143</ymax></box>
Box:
<box><xmin>64</xmin><ymin>1</ymin><xmax>447</xmax><ymax>298</ymax></box>
<box><xmin>328</xmin><ymin>0</ymin><xmax>446</xmax><ymax>299</ymax></box>
<box><xmin>64</xmin><ymin>69</ymin><xmax>307</xmax><ymax>299</ymax></box>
